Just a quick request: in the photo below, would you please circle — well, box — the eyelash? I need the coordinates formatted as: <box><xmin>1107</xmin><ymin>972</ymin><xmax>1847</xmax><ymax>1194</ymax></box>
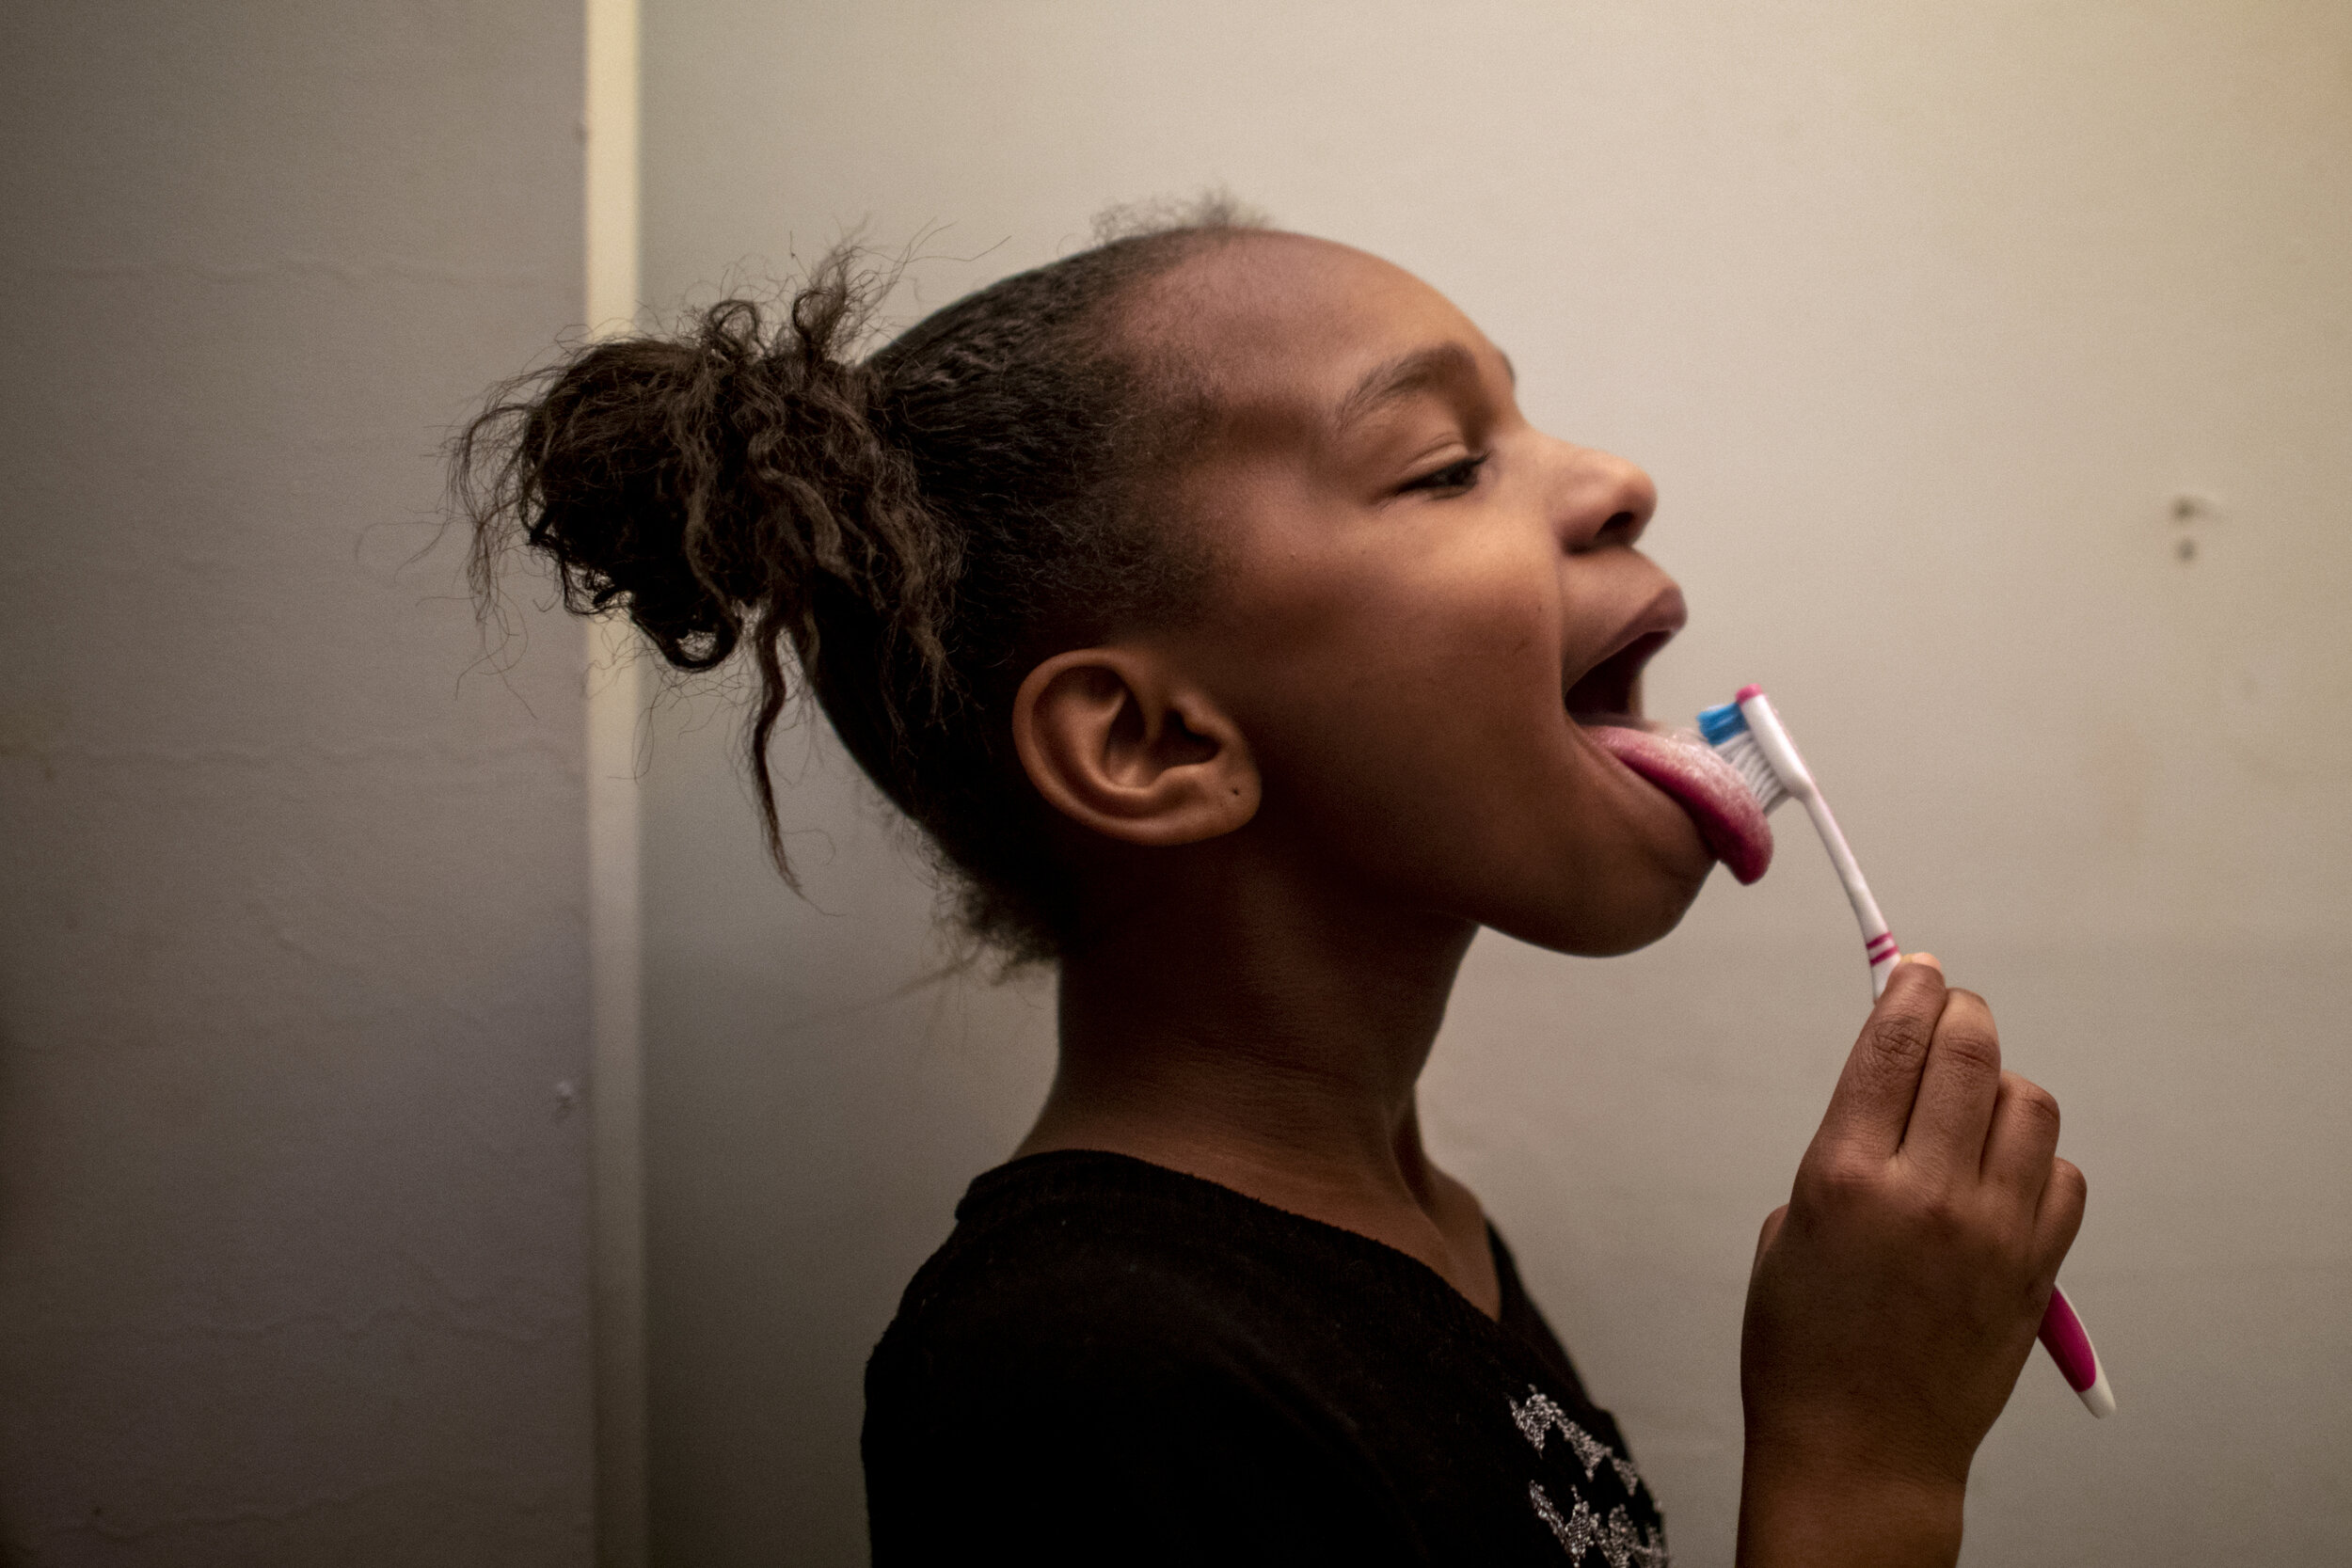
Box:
<box><xmin>1401</xmin><ymin>454</ymin><xmax>1488</xmax><ymax>494</ymax></box>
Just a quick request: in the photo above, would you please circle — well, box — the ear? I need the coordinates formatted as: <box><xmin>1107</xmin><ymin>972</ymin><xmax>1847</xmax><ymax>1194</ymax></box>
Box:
<box><xmin>1011</xmin><ymin>647</ymin><xmax>1260</xmax><ymax>847</ymax></box>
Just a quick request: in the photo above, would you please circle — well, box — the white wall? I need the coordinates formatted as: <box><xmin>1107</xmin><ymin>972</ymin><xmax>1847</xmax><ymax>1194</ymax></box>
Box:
<box><xmin>0</xmin><ymin>4</ymin><xmax>596</xmax><ymax>1564</ymax></box>
<box><xmin>639</xmin><ymin>3</ymin><xmax>2352</xmax><ymax>1562</ymax></box>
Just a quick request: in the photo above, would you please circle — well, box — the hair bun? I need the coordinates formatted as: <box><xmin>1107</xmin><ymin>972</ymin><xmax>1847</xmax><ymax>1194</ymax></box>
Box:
<box><xmin>456</xmin><ymin>264</ymin><xmax>928</xmax><ymax>687</ymax></box>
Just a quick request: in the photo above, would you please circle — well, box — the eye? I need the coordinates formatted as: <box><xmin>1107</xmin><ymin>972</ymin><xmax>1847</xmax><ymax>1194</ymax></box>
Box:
<box><xmin>1400</xmin><ymin>453</ymin><xmax>1488</xmax><ymax>495</ymax></box>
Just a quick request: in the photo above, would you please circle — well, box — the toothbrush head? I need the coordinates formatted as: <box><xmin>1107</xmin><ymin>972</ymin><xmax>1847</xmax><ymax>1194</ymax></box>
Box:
<box><xmin>1696</xmin><ymin>692</ymin><xmax>1791</xmax><ymax>816</ymax></box>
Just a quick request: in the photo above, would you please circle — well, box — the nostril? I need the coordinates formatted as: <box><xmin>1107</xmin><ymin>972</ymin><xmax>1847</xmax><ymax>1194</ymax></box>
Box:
<box><xmin>1565</xmin><ymin>512</ymin><xmax>1645</xmax><ymax>555</ymax></box>
<box><xmin>1593</xmin><ymin>510</ymin><xmax>1645</xmax><ymax>547</ymax></box>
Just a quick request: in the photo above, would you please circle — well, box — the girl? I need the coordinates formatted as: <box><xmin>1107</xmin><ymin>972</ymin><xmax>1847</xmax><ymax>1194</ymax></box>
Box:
<box><xmin>461</xmin><ymin>207</ymin><xmax>2084</xmax><ymax>1566</ymax></box>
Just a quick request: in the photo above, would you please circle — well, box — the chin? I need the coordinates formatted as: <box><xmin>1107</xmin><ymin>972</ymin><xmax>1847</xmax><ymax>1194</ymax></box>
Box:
<box><xmin>1487</xmin><ymin>857</ymin><xmax>1712</xmax><ymax>958</ymax></box>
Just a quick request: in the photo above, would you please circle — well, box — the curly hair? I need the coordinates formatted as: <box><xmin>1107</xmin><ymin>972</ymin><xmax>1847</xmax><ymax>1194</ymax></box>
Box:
<box><xmin>454</xmin><ymin>200</ymin><xmax>1263</xmax><ymax>963</ymax></box>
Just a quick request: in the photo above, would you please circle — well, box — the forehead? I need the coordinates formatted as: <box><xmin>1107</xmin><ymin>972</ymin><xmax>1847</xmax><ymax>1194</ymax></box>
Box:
<box><xmin>1120</xmin><ymin>233</ymin><xmax>1490</xmax><ymax>433</ymax></box>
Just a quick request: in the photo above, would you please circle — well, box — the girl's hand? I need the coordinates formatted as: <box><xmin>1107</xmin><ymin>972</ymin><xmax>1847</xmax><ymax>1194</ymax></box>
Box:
<box><xmin>1735</xmin><ymin>956</ymin><xmax>2087</xmax><ymax>1568</ymax></box>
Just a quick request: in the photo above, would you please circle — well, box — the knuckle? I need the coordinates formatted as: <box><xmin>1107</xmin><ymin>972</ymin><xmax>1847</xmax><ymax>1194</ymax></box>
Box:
<box><xmin>1863</xmin><ymin>1010</ymin><xmax>1934</xmax><ymax>1076</ymax></box>
<box><xmin>2052</xmin><ymin>1157</ymin><xmax>2089</xmax><ymax>1208</ymax></box>
<box><xmin>2008</xmin><ymin>1074</ymin><xmax>2062</xmax><ymax>1134</ymax></box>
<box><xmin>2042</xmin><ymin>1162</ymin><xmax>2090</xmax><ymax>1257</ymax></box>
<box><xmin>1946</xmin><ymin>987</ymin><xmax>1998</xmax><ymax>1027</ymax></box>
<box><xmin>1799</xmin><ymin>1153</ymin><xmax>1878</xmax><ymax>1211</ymax></box>
<box><xmin>1938</xmin><ymin>1034</ymin><xmax>1994</xmax><ymax>1085</ymax></box>
<box><xmin>1934</xmin><ymin>1016</ymin><xmax>2003</xmax><ymax>1079</ymax></box>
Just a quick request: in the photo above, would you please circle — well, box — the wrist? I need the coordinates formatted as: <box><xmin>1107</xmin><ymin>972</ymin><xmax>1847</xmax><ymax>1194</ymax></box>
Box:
<box><xmin>1737</xmin><ymin>1449</ymin><xmax>1965</xmax><ymax>1568</ymax></box>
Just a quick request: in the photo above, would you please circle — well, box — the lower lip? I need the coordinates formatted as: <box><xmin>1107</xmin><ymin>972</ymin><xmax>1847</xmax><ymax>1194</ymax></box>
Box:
<box><xmin>1579</xmin><ymin>722</ymin><xmax>1773</xmax><ymax>884</ymax></box>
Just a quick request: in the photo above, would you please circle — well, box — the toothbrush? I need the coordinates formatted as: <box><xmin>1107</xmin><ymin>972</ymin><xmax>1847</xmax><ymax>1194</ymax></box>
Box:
<box><xmin>1697</xmin><ymin>684</ymin><xmax>2116</xmax><ymax>1420</ymax></box>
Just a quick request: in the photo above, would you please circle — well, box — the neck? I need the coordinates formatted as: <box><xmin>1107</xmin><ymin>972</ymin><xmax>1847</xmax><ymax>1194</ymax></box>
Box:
<box><xmin>1016</xmin><ymin>847</ymin><xmax>1502</xmax><ymax>1314</ymax></box>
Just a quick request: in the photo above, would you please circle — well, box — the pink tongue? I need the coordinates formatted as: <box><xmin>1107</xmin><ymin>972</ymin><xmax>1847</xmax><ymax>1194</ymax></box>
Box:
<box><xmin>1581</xmin><ymin>724</ymin><xmax>1774</xmax><ymax>884</ymax></box>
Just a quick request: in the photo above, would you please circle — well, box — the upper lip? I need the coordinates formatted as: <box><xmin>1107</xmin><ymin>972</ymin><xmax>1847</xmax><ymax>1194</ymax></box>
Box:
<box><xmin>1564</xmin><ymin>586</ymin><xmax>1689</xmax><ymax>721</ymax></box>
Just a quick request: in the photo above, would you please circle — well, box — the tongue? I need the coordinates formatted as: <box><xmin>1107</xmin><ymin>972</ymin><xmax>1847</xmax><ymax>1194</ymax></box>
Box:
<box><xmin>1581</xmin><ymin>723</ymin><xmax>1774</xmax><ymax>884</ymax></box>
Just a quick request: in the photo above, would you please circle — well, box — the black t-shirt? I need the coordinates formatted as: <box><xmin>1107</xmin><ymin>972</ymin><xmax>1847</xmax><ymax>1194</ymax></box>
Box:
<box><xmin>864</xmin><ymin>1150</ymin><xmax>1670</xmax><ymax>1565</ymax></box>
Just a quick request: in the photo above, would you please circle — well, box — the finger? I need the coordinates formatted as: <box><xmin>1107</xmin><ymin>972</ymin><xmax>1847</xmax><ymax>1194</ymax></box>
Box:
<box><xmin>1979</xmin><ymin>1071</ymin><xmax>2060</xmax><ymax>1201</ymax></box>
<box><xmin>1814</xmin><ymin>954</ymin><xmax>1948</xmax><ymax>1160</ymax></box>
<box><xmin>1751</xmin><ymin>1204</ymin><xmax>1788</xmax><ymax>1275</ymax></box>
<box><xmin>2032</xmin><ymin>1158</ymin><xmax>2089</xmax><ymax>1283</ymax></box>
<box><xmin>1899</xmin><ymin>988</ymin><xmax>2004</xmax><ymax>1180</ymax></box>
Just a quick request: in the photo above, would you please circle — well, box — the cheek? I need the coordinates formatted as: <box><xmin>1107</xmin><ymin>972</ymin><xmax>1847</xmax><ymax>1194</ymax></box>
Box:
<box><xmin>1215</xmin><ymin>556</ymin><xmax>1571</xmax><ymax>830</ymax></box>
<box><xmin>1195</xmin><ymin>575</ymin><xmax>1709</xmax><ymax>952</ymax></box>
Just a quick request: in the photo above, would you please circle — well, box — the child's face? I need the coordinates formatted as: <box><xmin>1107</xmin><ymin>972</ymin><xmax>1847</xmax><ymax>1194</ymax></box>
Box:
<box><xmin>1129</xmin><ymin>234</ymin><xmax>1723</xmax><ymax>956</ymax></box>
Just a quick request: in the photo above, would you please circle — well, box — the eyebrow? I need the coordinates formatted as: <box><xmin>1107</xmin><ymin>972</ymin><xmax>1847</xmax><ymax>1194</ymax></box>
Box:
<box><xmin>1332</xmin><ymin>341</ymin><xmax>1511</xmax><ymax>431</ymax></box>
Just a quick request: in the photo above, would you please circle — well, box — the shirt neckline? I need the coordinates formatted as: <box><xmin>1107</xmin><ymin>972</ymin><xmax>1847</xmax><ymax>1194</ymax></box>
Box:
<box><xmin>964</xmin><ymin>1146</ymin><xmax>1529</xmax><ymax>1338</ymax></box>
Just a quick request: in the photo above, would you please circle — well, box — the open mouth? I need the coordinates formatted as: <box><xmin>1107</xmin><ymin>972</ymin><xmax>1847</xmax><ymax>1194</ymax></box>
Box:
<box><xmin>1564</xmin><ymin>628</ymin><xmax>1674</xmax><ymax>725</ymax></box>
<box><xmin>1563</xmin><ymin>625</ymin><xmax>1774</xmax><ymax>884</ymax></box>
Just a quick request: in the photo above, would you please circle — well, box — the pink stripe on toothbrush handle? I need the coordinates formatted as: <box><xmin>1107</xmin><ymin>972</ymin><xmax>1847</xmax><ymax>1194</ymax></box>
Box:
<box><xmin>2038</xmin><ymin>1285</ymin><xmax>2099</xmax><ymax>1391</ymax></box>
<box><xmin>1866</xmin><ymin>933</ymin><xmax>1899</xmax><ymax>961</ymax></box>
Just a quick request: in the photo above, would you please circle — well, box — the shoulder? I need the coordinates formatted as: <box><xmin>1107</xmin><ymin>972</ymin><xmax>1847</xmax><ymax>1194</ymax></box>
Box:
<box><xmin>863</xmin><ymin>1152</ymin><xmax>1423</xmax><ymax>1563</ymax></box>
<box><xmin>869</xmin><ymin>1150</ymin><xmax>1343</xmax><ymax>1400</ymax></box>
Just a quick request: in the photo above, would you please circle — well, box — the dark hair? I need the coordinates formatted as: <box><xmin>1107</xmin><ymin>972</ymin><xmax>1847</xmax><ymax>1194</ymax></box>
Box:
<box><xmin>454</xmin><ymin>204</ymin><xmax>1260</xmax><ymax>963</ymax></box>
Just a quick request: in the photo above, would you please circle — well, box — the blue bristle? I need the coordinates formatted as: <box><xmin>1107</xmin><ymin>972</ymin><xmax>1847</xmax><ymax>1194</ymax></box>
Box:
<box><xmin>1695</xmin><ymin>701</ymin><xmax>1749</xmax><ymax>745</ymax></box>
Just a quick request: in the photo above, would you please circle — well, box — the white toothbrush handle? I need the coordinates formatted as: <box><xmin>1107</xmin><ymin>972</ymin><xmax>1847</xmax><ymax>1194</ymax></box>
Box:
<box><xmin>1798</xmin><ymin>792</ymin><xmax>1900</xmax><ymax>999</ymax></box>
<box><xmin>1738</xmin><ymin>692</ymin><xmax>1899</xmax><ymax>997</ymax></box>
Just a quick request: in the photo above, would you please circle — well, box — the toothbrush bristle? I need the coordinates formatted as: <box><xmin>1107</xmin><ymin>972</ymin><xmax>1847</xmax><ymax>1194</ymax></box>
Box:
<box><xmin>1712</xmin><ymin>729</ymin><xmax>1790</xmax><ymax>814</ymax></box>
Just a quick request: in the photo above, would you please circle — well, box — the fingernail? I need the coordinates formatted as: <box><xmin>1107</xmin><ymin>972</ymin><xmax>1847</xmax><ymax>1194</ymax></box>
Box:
<box><xmin>1902</xmin><ymin>952</ymin><xmax>1943</xmax><ymax>974</ymax></box>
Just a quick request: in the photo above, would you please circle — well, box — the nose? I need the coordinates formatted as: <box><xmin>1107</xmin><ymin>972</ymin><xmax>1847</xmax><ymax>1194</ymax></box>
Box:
<box><xmin>1560</xmin><ymin>446</ymin><xmax>1658</xmax><ymax>552</ymax></box>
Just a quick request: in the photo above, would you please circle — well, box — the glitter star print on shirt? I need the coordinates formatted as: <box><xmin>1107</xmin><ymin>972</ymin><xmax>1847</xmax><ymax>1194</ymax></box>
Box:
<box><xmin>1509</xmin><ymin>1387</ymin><xmax>1670</xmax><ymax>1566</ymax></box>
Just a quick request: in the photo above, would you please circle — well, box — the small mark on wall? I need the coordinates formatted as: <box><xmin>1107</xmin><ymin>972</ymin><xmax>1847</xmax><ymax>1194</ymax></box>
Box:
<box><xmin>2169</xmin><ymin>492</ymin><xmax>2221</xmax><ymax>564</ymax></box>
